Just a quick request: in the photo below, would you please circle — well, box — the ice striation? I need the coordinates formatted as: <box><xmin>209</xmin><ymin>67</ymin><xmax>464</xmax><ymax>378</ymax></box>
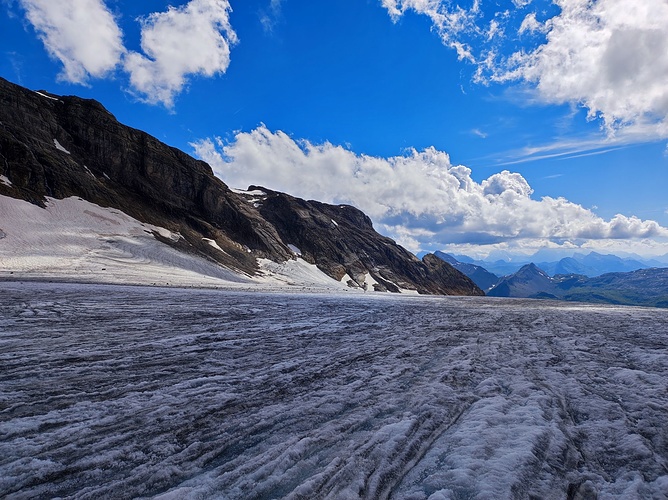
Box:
<box><xmin>1</xmin><ymin>283</ymin><xmax>667</xmax><ymax>499</ymax></box>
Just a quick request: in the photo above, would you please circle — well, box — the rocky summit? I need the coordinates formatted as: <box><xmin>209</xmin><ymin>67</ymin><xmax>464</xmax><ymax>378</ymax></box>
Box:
<box><xmin>0</xmin><ymin>77</ymin><xmax>482</xmax><ymax>296</ymax></box>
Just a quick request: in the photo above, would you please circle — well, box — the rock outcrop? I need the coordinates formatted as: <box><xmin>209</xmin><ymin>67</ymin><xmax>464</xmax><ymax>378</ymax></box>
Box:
<box><xmin>0</xmin><ymin>77</ymin><xmax>482</xmax><ymax>295</ymax></box>
<box><xmin>243</xmin><ymin>187</ymin><xmax>483</xmax><ymax>295</ymax></box>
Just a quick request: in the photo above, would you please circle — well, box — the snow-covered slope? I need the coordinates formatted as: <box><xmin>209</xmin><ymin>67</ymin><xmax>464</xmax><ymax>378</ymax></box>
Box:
<box><xmin>0</xmin><ymin>195</ymin><xmax>351</xmax><ymax>292</ymax></box>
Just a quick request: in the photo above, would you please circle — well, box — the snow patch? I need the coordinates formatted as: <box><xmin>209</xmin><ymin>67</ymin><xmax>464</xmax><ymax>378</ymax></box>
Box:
<box><xmin>0</xmin><ymin>175</ymin><xmax>12</xmax><ymax>187</ymax></box>
<box><xmin>340</xmin><ymin>271</ymin><xmax>391</xmax><ymax>292</ymax></box>
<box><xmin>340</xmin><ymin>272</ymin><xmax>355</xmax><ymax>284</ymax></box>
<box><xmin>231</xmin><ymin>188</ymin><xmax>266</xmax><ymax>196</ymax></box>
<box><xmin>363</xmin><ymin>272</ymin><xmax>379</xmax><ymax>290</ymax></box>
<box><xmin>202</xmin><ymin>238</ymin><xmax>228</xmax><ymax>255</ymax></box>
<box><xmin>0</xmin><ymin>195</ymin><xmax>385</xmax><ymax>293</ymax></box>
<box><xmin>0</xmin><ymin>195</ymin><xmax>248</xmax><ymax>287</ymax></box>
<box><xmin>230</xmin><ymin>188</ymin><xmax>266</xmax><ymax>207</ymax></box>
<box><xmin>256</xmin><ymin>258</ymin><xmax>354</xmax><ymax>292</ymax></box>
<box><xmin>153</xmin><ymin>227</ymin><xmax>181</xmax><ymax>242</ymax></box>
<box><xmin>34</xmin><ymin>90</ymin><xmax>60</xmax><ymax>101</ymax></box>
<box><xmin>287</xmin><ymin>244</ymin><xmax>302</xmax><ymax>256</ymax></box>
<box><xmin>53</xmin><ymin>139</ymin><xmax>70</xmax><ymax>154</ymax></box>
<box><xmin>331</xmin><ymin>219</ymin><xmax>339</xmax><ymax>227</ymax></box>
<box><xmin>398</xmin><ymin>286</ymin><xmax>420</xmax><ymax>295</ymax></box>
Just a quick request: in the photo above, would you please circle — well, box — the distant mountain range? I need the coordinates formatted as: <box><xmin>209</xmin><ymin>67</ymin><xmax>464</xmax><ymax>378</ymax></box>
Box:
<box><xmin>435</xmin><ymin>253</ymin><xmax>668</xmax><ymax>308</ymax></box>
<box><xmin>452</xmin><ymin>251</ymin><xmax>667</xmax><ymax>278</ymax></box>
<box><xmin>488</xmin><ymin>264</ymin><xmax>668</xmax><ymax>308</ymax></box>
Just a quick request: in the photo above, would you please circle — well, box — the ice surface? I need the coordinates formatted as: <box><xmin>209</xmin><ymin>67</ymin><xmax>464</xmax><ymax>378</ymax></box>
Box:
<box><xmin>1</xmin><ymin>284</ymin><xmax>666</xmax><ymax>499</ymax></box>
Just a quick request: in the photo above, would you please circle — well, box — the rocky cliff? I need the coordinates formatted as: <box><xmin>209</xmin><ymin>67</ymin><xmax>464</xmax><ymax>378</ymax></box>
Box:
<box><xmin>243</xmin><ymin>187</ymin><xmax>482</xmax><ymax>295</ymax></box>
<box><xmin>0</xmin><ymin>77</ymin><xmax>482</xmax><ymax>295</ymax></box>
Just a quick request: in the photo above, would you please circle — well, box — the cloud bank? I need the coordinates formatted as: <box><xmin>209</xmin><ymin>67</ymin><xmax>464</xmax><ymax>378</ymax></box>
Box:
<box><xmin>383</xmin><ymin>0</ymin><xmax>668</xmax><ymax>140</ymax></box>
<box><xmin>18</xmin><ymin>0</ymin><xmax>237</xmax><ymax>107</ymax></box>
<box><xmin>192</xmin><ymin>126</ymin><xmax>668</xmax><ymax>253</ymax></box>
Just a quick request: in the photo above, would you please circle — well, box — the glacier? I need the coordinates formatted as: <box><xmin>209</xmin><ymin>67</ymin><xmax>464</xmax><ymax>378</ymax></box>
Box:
<box><xmin>1</xmin><ymin>282</ymin><xmax>667</xmax><ymax>499</ymax></box>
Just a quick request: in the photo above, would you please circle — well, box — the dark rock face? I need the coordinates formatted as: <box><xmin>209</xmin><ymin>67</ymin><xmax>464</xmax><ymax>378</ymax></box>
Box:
<box><xmin>247</xmin><ymin>187</ymin><xmax>484</xmax><ymax>295</ymax></box>
<box><xmin>0</xmin><ymin>77</ymin><xmax>482</xmax><ymax>295</ymax></box>
<box><xmin>0</xmin><ymin>77</ymin><xmax>289</xmax><ymax>274</ymax></box>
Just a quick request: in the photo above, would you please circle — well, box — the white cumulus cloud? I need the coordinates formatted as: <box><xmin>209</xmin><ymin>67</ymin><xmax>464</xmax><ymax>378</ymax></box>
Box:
<box><xmin>192</xmin><ymin>126</ymin><xmax>668</xmax><ymax>252</ymax></box>
<box><xmin>381</xmin><ymin>0</ymin><xmax>668</xmax><ymax>140</ymax></box>
<box><xmin>18</xmin><ymin>0</ymin><xmax>237</xmax><ymax>107</ymax></box>
<box><xmin>18</xmin><ymin>0</ymin><xmax>124</xmax><ymax>84</ymax></box>
<box><xmin>124</xmin><ymin>0</ymin><xmax>237</xmax><ymax>107</ymax></box>
<box><xmin>502</xmin><ymin>0</ymin><xmax>668</xmax><ymax>137</ymax></box>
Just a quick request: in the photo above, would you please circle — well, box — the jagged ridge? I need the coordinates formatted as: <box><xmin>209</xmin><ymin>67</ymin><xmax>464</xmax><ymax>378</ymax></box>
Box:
<box><xmin>0</xmin><ymin>77</ymin><xmax>482</xmax><ymax>295</ymax></box>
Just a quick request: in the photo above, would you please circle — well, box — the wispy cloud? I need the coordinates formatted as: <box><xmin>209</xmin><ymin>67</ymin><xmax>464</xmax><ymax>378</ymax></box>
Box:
<box><xmin>471</xmin><ymin>128</ymin><xmax>488</xmax><ymax>139</ymax></box>
<box><xmin>494</xmin><ymin>146</ymin><xmax>625</xmax><ymax>167</ymax></box>
<box><xmin>259</xmin><ymin>0</ymin><xmax>283</xmax><ymax>34</ymax></box>
<box><xmin>487</xmin><ymin>126</ymin><xmax>666</xmax><ymax>167</ymax></box>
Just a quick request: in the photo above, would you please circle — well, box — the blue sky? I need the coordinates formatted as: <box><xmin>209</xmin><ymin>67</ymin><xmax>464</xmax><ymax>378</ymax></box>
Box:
<box><xmin>2</xmin><ymin>0</ymin><xmax>668</xmax><ymax>260</ymax></box>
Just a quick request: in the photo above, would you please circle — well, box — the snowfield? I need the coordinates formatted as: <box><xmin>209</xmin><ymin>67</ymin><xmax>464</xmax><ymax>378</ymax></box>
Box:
<box><xmin>1</xmin><ymin>282</ymin><xmax>667</xmax><ymax>499</ymax></box>
<box><xmin>0</xmin><ymin>195</ymin><xmax>354</xmax><ymax>292</ymax></box>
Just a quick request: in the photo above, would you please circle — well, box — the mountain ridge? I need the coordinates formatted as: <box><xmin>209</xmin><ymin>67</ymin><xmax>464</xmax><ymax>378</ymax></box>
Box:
<box><xmin>0</xmin><ymin>77</ymin><xmax>482</xmax><ymax>296</ymax></box>
<box><xmin>434</xmin><ymin>253</ymin><xmax>668</xmax><ymax>307</ymax></box>
<box><xmin>452</xmin><ymin>250</ymin><xmax>661</xmax><ymax>277</ymax></box>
